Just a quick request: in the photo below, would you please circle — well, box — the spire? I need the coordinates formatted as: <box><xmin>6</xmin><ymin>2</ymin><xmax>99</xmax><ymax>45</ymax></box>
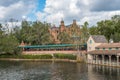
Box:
<box><xmin>73</xmin><ymin>19</ymin><xmax>76</xmax><ymax>25</ymax></box>
<box><xmin>61</xmin><ymin>19</ymin><xmax>64</xmax><ymax>26</ymax></box>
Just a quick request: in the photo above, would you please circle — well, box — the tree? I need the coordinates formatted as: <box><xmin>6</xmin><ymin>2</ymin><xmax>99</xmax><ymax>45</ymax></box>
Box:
<box><xmin>0</xmin><ymin>24</ymin><xmax>3</xmax><ymax>37</ymax></box>
<box><xmin>20</xmin><ymin>20</ymin><xmax>32</xmax><ymax>43</ymax></box>
<box><xmin>58</xmin><ymin>31</ymin><xmax>71</xmax><ymax>44</ymax></box>
<box><xmin>0</xmin><ymin>24</ymin><xmax>19</xmax><ymax>54</ymax></box>
<box><xmin>111</xmin><ymin>15</ymin><xmax>120</xmax><ymax>42</ymax></box>
<box><xmin>88</xmin><ymin>15</ymin><xmax>120</xmax><ymax>42</ymax></box>
<box><xmin>96</xmin><ymin>20</ymin><xmax>114</xmax><ymax>41</ymax></box>
<box><xmin>0</xmin><ymin>35</ymin><xmax>19</xmax><ymax>54</ymax></box>
<box><xmin>30</xmin><ymin>21</ymin><xmax>52</xmax><ymax>45</ymax></box>
<box><xmin>81</xmin><ymin>21</ymin><xmax>89</xmax><ymax>43</ymax></box>
<box><xmin>111</xmin><ymin>32</ymin><xmax>120</xmax><ymax>42</ymax></box>
<box><xmin>89</xmin><ymin>26</ymin><xmax>98</xmax><ymax>35</ymax></box>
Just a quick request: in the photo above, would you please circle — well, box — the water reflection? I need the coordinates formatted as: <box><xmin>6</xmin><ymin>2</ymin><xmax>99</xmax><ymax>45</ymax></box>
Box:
<box><xmin>88</xmin><ymin>64</ymin><xmax>120</xmax><ymax>80</ymax></box>
<box><xmin>0</xmin><ymin>61</ymin><xmax>119</xmax><ymax>80</ymax></box>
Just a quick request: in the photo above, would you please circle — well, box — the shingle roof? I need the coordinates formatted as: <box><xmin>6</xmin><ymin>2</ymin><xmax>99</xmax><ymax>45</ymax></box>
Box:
<box><xmin>96</xmin><ymin>43</ymin><xmax>120</xmax><ymax>48</ymax></box>
<box><xmin>88</xmin><ymin>50</ymin><xmax>120</xmax><ymax>55</ymax></box>
<box><xmin>91</xmin><ymin>35</ymin><xmax>108</xmax><ymax>43</ymax></box>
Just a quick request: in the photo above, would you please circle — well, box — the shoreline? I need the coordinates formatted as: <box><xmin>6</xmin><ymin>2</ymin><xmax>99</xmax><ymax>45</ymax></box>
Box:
<box><xmin>0</xmin><ymin>58</ymin><xmax>77</xmax><ymax>63</ymax></box>
<box><xmin>0</xmin><ymin>58</ymin><xmax>120</xmax><ymax>68</ymax></box>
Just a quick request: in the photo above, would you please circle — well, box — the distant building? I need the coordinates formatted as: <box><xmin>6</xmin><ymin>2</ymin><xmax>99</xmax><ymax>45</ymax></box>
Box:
<box><xmin>49</xmin><ymin>20</ymin><xmax>81</xmax><ymax>44</ymax></box>
<box><xmin>87</xmin><ymin>35</ymin><xmax>120</xmax><ymax>67</ymax></box>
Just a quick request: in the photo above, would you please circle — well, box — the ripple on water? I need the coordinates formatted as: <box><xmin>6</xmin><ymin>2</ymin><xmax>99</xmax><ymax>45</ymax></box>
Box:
<box><xmin>0</xmin><ymin>61</ymin><xmax>120</xmax><ymax>80</ymax></box>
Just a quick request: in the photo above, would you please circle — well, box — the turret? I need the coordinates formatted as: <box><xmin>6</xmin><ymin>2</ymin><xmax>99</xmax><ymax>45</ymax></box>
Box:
<box><xmin>61</xmin><ymin>20</ymin><xmax>64</xmax><ymax>26</ymax></box>
<box><xmin>60</xmin><ymin>20</ymin><xmax>66</xmax><ymax>32</ymax></box>
<box><xmin>73</xmin><ymin>19</ymin><xmax>76</xmax><ymax>25</ymax></box>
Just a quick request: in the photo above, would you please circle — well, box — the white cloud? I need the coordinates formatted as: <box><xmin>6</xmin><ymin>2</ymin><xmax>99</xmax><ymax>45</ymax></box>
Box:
<box><xmin>0</xmin><ymin>0</ymin><xmax>36</xmax><ymax>22</ymax></box>
<box><xmin>36</xmin><ymin>0</ymin><xmax>120</xmax><ymax>27</ymax></box>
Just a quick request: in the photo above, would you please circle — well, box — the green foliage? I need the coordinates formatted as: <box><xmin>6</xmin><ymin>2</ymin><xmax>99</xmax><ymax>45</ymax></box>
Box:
<box><xmin>81</xmin><ymin>21</ymin><xmax>89</xmax><ymax>43</ymax></box>
<box><xmin>16</xmin><ymin>21</ymin><xmax>52</xmax><ymax>45</ymax></box>
<box><xmin>0</xmin><ymin>23</ymin><xmax>19</xmax><ymax>54</ymax></box>
<box><xmin>96</xmin><ymin>20</ymin><xmax>114</xmax><ymax>41</ymax></box>
<box><xmin>89</xmin><ymin>26</ymin><xmax>98</xmax><ymax>35</ymax></box>
<box><xmin>0</xmin><ymin>54</ymin><xmax>53</xmax><ymax>59</ymax></box>
<box><xmin>0</xmin><ymin>24</ymin><xmax>3</xmax><ymax>36</ymax></box>
<box><xmin>31</xmin><ymin>21</ymin><xmax>52</xmax><ymax>45</ymax></box>
<box><xmin>54</xmin><ymin>53</ymin><xmax>76</xmax><ymax>60</ymax></box>
<box><xmin>58</xmin><ymin>31</ymin><xmax>71</xmax><ymax>43</ymax></box>
<box><xmin>0</xmin><ymin>54</ymin><xmax>76</xmax><ymax>60</ymax></box>
<box><xmin>89</xmin><ymin>15</ymin><xmax>120</xmax><ymax>42</ymax></box>
<box><xmin>111</xmin><ymin>32</ymin><xmax>120</xmax><ymax>42</ymax></box>
<box><xmin>0</xmin><ymin>34</ymin><xmax>19</xmax><ymax>54</ymax></box>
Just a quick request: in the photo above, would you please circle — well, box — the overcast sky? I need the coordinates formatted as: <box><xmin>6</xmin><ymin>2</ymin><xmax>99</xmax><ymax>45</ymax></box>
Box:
<box><xmin>0</xmin><ymin>0</ymin><xmax>120</xmax><ymax>27</ymax></box>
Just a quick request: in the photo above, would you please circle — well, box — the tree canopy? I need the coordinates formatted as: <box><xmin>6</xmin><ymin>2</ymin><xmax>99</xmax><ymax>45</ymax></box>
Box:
<box><xmin>0</xmin><ymin>15</ymin><xmax>120</xmax><ymax>54</ymax></box>
<box><xmin>88</xmin><ymin>15</ymin><xmax>120</xmax><ymax>42</ymax></box>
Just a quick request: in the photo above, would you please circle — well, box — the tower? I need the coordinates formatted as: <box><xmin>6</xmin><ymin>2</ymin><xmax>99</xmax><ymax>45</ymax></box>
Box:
<box><xmin>73</xmin><ymin>19</ymin><xmax>76</xmax><ymax>25</ymax></box>
<box><xmin>60</xmin><ymin>20</ymin><xmax>66</xmax><ymax>32</ymax></box>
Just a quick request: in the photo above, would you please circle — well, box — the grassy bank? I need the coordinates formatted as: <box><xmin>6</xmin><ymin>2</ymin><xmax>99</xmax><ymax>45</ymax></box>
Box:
<box><xmin>54</xmin><ymin>54</ymin><xmax>76</xmax><ymax>60</ymax></box>
<box><xmin>0</xmin><ymin>54</ymin><xmax>52</xmax><ymax>59</ymax></box>
<box><xmin>0</xmin><ymin>53</ymin><xmax>76</xmax><ymax>60</ymax></box>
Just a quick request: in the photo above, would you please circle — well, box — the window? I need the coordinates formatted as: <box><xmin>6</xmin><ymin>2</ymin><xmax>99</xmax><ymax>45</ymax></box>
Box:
<box><xmin>103</xmin><ymin>48</ymin><xmax>105</xmax><ymax>50</ymax></box>
<box><xmin>109</xmin><ymin>48</ymin><xmax>112</xmax><ymax>50</ymax></box>
<box><xmin>116</xmin><ymin>47</ymin><xmax>119</xmax><ymax>50</ymax></box>
<box><xmin>89</xmin><ymin>47</ymin><xmax>91</xmax><ymax>50</ymax></box>
<box><xmin>96</xmin><ymin>48</ymin><xmax>99</xmax><ymax>50</ymax></box>
<box><xmin>89</xmin><ymin>40</ymin><xmax>92</xmax><ymax>44</ymax></box>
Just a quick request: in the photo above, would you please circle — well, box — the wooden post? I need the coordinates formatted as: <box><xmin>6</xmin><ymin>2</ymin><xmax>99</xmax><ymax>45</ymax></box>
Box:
<box><xmin>109</xmin><ymin>55</ymin><xmax>111</xmax><ymax>66</ymax></box>
<box><xmin>117</xmin><ymin>56</ymin><xmax>119</xmax><ymax>66</ymax></box>
<box><xmin>102</xmin><ymin>55</ymin><xmax>104</xmax><ymax>65</ymax></box>
<box><xmin>95</xmin><ymin>55</ymin><xmax>98</xmax><ymax>64</ymax></box>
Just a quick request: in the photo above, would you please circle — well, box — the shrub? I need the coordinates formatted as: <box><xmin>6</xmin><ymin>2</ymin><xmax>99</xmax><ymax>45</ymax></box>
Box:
<box><xmin>54</xmin><ymin>53</ymin><xmax>76</xmax><ymax>60</ymax></box>
<box><xmin>0</xmin><ymin>54</ymin><xmax>53</xmax><ymax>59</ymax></box>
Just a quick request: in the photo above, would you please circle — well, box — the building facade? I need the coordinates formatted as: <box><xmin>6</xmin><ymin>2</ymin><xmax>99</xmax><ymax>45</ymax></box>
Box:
<box><xmin>49</xmin><ymin>20</ymin><xmax>81</xmax><ymax>44</ymax></box>
<box><xmin>87</xmin><ymin>35</ymin><xmax>120</xmax><ymax>67</ymax></box>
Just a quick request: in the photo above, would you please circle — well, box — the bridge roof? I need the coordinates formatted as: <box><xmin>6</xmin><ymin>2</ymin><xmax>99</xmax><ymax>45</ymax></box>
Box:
<box><xmin>19</xmin><ymin>44</ymin><xmax>87</xmax><ymax>49</ymax></box>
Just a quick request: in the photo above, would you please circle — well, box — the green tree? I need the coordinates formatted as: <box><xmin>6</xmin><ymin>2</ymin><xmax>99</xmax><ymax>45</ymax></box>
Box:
<box><xmin>89</xmin><ymin>26</ymin><xmax>98</xmax><ymax>35</ymax></box>
<box><xmin>111</xmin><ymin>15</ymin><xmax>120</xmax><ymax>42</ymax></box>
<box><xmin>0</xmin><ymin>24</ymin><xmax>19</xmax><ymax>54</ymax></box>
<box><xmin>89</xmin><ymin>15</ymin><xmax>120</xmax><ymax>42</ymax></box>
<box><xmin>97</xmin><ymin>20</ymin><xmax>114</xmax><ymax>41</ymax></box>
<box><xmin>0</xmin><ymin>24</ymin><xmax>3</xmax><ymax>34</ymax></box>
<box><xmin>0</xmin><ymin>35</ymin><xmax>19</xmax><ymax>54</ymax></box>
<box><xmin>30</xmin><ymin>21</ymin><xmax>52</xmax><ymax>45</ymax></box>
<box><xmin>58</xmin><ymin>31</ymin><xmax>71</xmax><ymax>44</ymax></box>
<box><xmin>81</xmin><ymin>21</ymin><xmax>89</xmax><ymax>43</ymax></box>
<box><xmin>20</xmin><ymin>20</ymin><xmax>32</xmax><ymax>43</ymax></box>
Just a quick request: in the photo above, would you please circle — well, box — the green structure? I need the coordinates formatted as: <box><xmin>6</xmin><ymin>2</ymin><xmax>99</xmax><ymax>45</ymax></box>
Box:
<box><xmin>19</xmin><ymin>44</ymin><xmax>87</xmax><ymax>50</ymax></box>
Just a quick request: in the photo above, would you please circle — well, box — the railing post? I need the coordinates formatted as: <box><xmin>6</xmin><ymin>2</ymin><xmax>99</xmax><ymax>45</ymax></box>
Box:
<box><xmin>109</xmin><ymin>55</ymin><xmax>111</xmax><ymax>66</ymax></box>
<box><xmin>96</xmin><ymin>55</ymin><xmax>98</xmax><ymax>64</ymax></box>
<box><xmin>102</xmin><ymin>55</ymin><xmax>104</xmax><ymax>65</ymax></box>
<box><xmin>117</xmin><ymin>55</ymin><xmax>119</xmax><ymax>66</ymax></box>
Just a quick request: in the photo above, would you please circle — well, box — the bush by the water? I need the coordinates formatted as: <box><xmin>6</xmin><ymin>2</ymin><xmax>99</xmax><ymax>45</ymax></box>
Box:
<box><xmin>54</xmin><ymin>53</ymin><xmax>76</xmax><ymax>60</ymax></box>
<box><xmin>0</xmin><ymin>54</ymin><xmax>53</xmax><ymax>59</ymax></box>
<box><xmin>0</xmin><ymin>54</ymin><xmax>76</xmax><ymax>60</ymax></box>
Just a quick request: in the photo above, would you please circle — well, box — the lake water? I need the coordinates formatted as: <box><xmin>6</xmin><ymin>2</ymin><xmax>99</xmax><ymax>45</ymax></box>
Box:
<box><xmin>0</xmin><ymin>61</ymin><xmax>120</xmax><ymax>80</ymax></box>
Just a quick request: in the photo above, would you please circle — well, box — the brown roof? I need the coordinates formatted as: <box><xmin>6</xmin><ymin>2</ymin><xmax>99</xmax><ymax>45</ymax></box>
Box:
<box><xmin>96</xmin><ymin>43</ymin><xmax>120</xmax><ymax>48</ymax></box>
<box><xmin>88</xmin><ymin>50</ymin><xmax>120</xmax><ymax>55</ymax></box>
<box><xmin>91</xmin><ymin>35</ymin><xmax>108</xmax><ymax>43</ymax></box>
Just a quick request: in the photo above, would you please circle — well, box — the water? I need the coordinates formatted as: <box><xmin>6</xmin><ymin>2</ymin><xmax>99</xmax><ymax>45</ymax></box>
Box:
<box><xmin>0</xmin><ymin>61</ymin><xmax>119</xmax><ymax>80</ymax></box>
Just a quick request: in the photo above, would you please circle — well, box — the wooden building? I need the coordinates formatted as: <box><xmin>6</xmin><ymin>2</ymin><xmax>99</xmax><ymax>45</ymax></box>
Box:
<box><xmin>87</xmin><ymin>35</ymin><xmax>120</xmax><ymax>67</ymax></box>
